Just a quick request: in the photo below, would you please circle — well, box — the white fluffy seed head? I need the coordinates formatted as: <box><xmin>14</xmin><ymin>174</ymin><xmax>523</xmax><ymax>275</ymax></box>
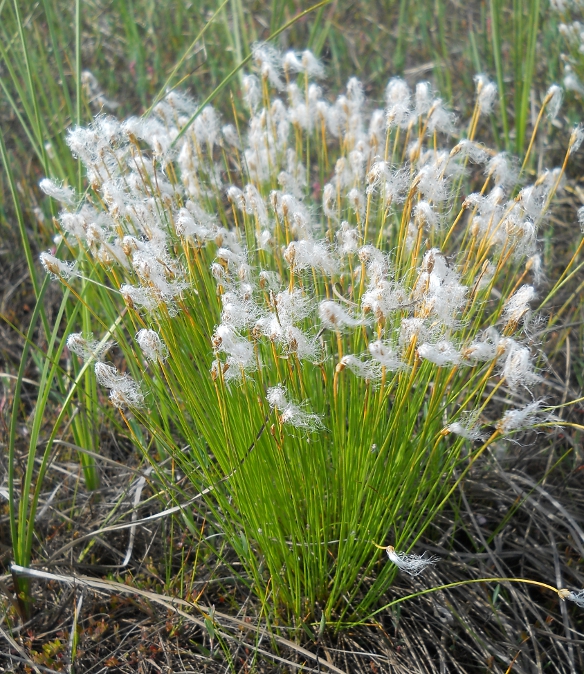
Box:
<box><xmin>283</xmin><ymin>51</ymin><xmax>302</xmax><ymax>74</ymax></box>
<box><xmin>136</xmin><ymin>329</ymin><xmax>168</xmax><ymax>362</ymax></box>
<box><xmin>339</xmin><ymin>354</ymin><xmax>381</xmax><ymax>380</ymax></box>
<box><xmin>283</xmin><ymin>325</ymin><xmax>319</xmax><ymax>360</ymax></box>
<box><xmin>417</xmin><ymin>340</ymin><xmax>460</xmax><ymax>366</ymax></box>
<box><xmin>413</xmin><ymin>201</ymin><xmax>438</xmax><ymax>230</ymax></box>
<box><xmin>222</xmin><ymin>124</ymin><xmax>240</xmax><ymax>148</ymax></box>
<box><xmin>500</xmin><ymin>342</ymin><xmax>540</xmax><ymax>390</ymax></box>
<box><xmin>546</xmin><ymin>85</ymin><xmax>563</xmax><ymax>121</ymax></box>
<box><xmin>221</xmin><ymin>291</ymin><xmax>259</xmax><ymax>329</ymax></box>
<box><xmin>362</xmin><ymin>280</ymin><xmax>408</xmax><ymax>320</ymax></box>
<box><xmin>108</xmin><ymin>386</ymin><xmax>145</xmax><ymax>410</ymax></box>
<box><xmin>94</xmin><ymin>362</ymin><xmax>144</xmax><ymax>409</ymax></box>
<box><xmin>318</xmin><ymin>300</ymin><xmax>361</xmax><ymax>330</ymax></box>
<box><xmin>569</xmin><ymin>124</ymin><xmax>584</xmax><ymax>155</ymax></box>
<box><xmin>252</xmin><ymin>43</ymin><xmax>284</xmax><ymax>90</ymax></box>
<box><xmin>274</xmin><ymin>289</ymin><xmax>313</xmax><ymax>327</ymax></box>
<box><xmin>120</xmin><ymin>284</ymin><xmax>159</xmax><ymax>312</ymax></box>
<box><xmin>503</xmin><ymin>285</ymin><xmax>535</xmax><ymax>328</ymax></box>
<box><xmin>227</xmin><ymin>186</ymin><xmax>246</xmax><ymax>211</ymax></box>
<box><xmin>59</xmin><ymin>211</ymin><xmax>88</xmax><ymax>240</ymax></box>
<box><xmin>67</xmin><ymin>333</ymin><xmax>114</xmax><ymax>362</ymax></box>
<box><xmin>337</xmin><ymin>221</ymin><xmax>360</xmax><ymax>255</ymax></box>
<box><xmin>426</xmin><ymin>98</ymin><xmax>455</xmax><ymax>134</ymax></box>
<box><xmin>447</xmin><ymin>422</ymin><xmax>485</xmax><ymax>442</ymax></box>
<box><xmin>451</xmin><ymin>139</ymin><xmax>488</xmax><ymax>164</ymax></box>
<box><xmin>564</xmin><ymin>72</ymin><xmax>584</xmax><ymax>97</ymax></box>
<box><xmin>39</xmin><ymin>178</ymin><xmax>76</xmax><ymax>206</ymax></box>
<box><xmin>446</xmin><ymin>411</ymin><xmax>486</xmax><ymax>442</ymax></box>
<box><xmin>347</xmin><ymin>187</ymin><xmax>365</xmax><ymax>218</ymax></box>
<box><xmin>266</xmin><ymin>384</ymin><xmax>323</xmax><ymax>431</ymax></box>
<box><xmin>386</xmin><ymin>546</ymin><xmax>438</xmax><ymax>577</ymax></box>
<box><xmin>461</xmin><ymin>328</ymin><xmax>500</xmax><ymax>363</ymax></box>
<box><xmin>487</xmin><ymin>153</ymin><xmax>518</xmax><ymax>188</ymax></box>
<box><xmin>213</xmin><ymin>324</ymin><xmax>255</xmax><ymax>366</ymax></box>
<box><xmin>497</xmin><ymin>400</ymin><xmax>546</xmax><ymax>433</ymax></box>
<box><xmin>474</xmin><ymin>74</ymin><xmax>497</xmax><ymax>115</ymax></box>
<box><xmin>40</xmin><ymin>252</ymin><xmax>77</xmax><ymax>279</ymax></box>
<box><xmin>266</xmin><ymin>383</ymin><xmax>288</xmax><ymax>409</ymax></box>
<box><xmin>95</xmin><ymin>362</ymin><xmax>119</xmax><ymax>388</ymax></box>
<box><xmin>242</xmin><ymin>74</ymin><xmax>261</xmax><ymax>111</ymax></box>
<box><xmin>301</xmin><ymin>50</ymin><xmax>325</xmax><ymax>79</ymax></box>
<box><xmin>366</xmin><ymin>160</ymin><xmax>389</xmax><ymax>193</ymax></box>
<box><xmin>565</xmin><ymin>590</ymin><xmax>584</xmax><ymax>608</ymax></box>
<box><xmin>322</xmin><ymin>183</ymin><xmax>337</xmax><ymax>219</ymax></box>
<box><xmin>244</xmin><ymin>183</ymin><xmax>269</xmax><ymax>227</ymax></box>
<box><xmin>279</xmin><ymin>405</ymin><xmax>323</xmax><ymax>429</ymax></box>
<box><xmin>385</xmin><ymin>77</ymin><xmax>410</xmax><ymax>109</ymax></box>
<box><xmin>359</xmin><ymin>245</ymin><xmax>389</xmax><ymax>280</ymax></box>
<box><xmin>284</xmin><ymin>240</ymin><xmax>336</xmax><ymax>276</ymax></box>
<box><xmin>577</xmin><ymin>206</ymin><xmax>584</xmax><ymax>233</ymax></box>
<box><xmin>385</xmin><ymin>77</ymin><xmax>411</xmax><ymax>128</ymax></box>
<box><xmin>415</xmin><ymin>82</ymin><xmax>433</xmax><ymax>117</ymax></box>
<box><xmin>399</xmin><ymin>317</ymin><xmax>429</xmax><ymax>346</ymax></box>
<box><xmin>258</xmin><ymin>269</ymin><xmax>280</xmax><ymax>290</ymax></box>
<box><xmin>368</xmin><ymin>340</ymin><xmax>406</xmax><ymax>371</ymax></box>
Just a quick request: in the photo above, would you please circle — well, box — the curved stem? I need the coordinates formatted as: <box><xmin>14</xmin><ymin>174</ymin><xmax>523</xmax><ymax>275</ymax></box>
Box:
<box><xmin>348</xmin><ymin>576</ymin><xmax>564</xmax><ymax>625</ymax></box>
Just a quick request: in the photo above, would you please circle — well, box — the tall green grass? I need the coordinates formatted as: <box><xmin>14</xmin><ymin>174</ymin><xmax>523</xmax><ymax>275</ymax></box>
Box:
<box><xmin>34</xmin><ymin>48</ymin><xmax>584</xmax><ymax>626</ymax></box>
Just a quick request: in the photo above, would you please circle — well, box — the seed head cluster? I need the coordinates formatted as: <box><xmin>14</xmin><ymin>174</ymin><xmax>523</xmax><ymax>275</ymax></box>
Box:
<box><xmin>40</xmin><ymin>45</ymin><xmax>572</xmax><ymax>429</ymax></box>
<box><xmin>38</xmin><ymin>46</ymin><xmax>583</xmax><ymax>615</ymax></box>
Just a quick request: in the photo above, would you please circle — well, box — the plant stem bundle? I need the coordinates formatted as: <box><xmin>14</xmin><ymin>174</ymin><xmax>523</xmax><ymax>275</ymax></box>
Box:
<box><xmin>39</xmin><ymin>47</ymin><xmax>582</xmax><ymax>621</ymax></box>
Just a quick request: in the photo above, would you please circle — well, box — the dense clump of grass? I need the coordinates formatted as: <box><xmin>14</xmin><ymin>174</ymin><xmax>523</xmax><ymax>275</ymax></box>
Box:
<box><xmin>34</xmin><ymin>45</ymin><xmax>584</xmax><ymax>623</ymax></box>
<box><xmin>35</xmin><ymin>47</ymin><xmax>581</xmax><ymax>619</ymax></box>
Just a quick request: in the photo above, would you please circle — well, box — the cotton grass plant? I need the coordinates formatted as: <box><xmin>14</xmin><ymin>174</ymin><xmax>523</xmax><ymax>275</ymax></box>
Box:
<box><xmin>551</xmin><ymin>0</ymin><xmax>584</xmax><ymax>97</ymax></box>
<box><xmin>38</xmin><ymin>46</ymin><xmax>584</xmax><ymax>622</ymax></box>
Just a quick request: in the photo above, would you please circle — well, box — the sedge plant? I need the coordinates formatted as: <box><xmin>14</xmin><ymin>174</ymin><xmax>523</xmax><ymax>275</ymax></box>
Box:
<box><xmin>37</xmin><ymin>47</ymin><xmax>584</xmax><ymax>622</ymax></box>
<box><xmin>550</xmin><ymin>0</ymin><xmax>584</xmax><ymax>99</ymax></box>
